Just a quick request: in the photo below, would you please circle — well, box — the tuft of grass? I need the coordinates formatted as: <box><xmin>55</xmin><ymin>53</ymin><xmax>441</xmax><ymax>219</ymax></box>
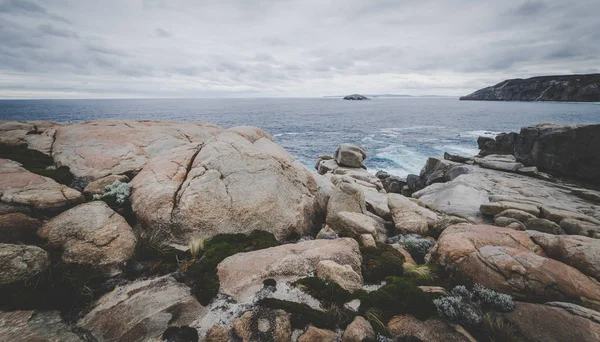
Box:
<box><xmin>259</xmin><ymin>298</ymin><xmax>357</xmax><ymax>330</ymax></box>
<box><xmin>402</xmin><ymin>263</ymin><xmax>436</xmax><ymax>284</ymax></box>
<box><xmin>364</xmin><ymin>307</ymin><xmax>388</xmax><ymax>336</ymax></box>
<box><xmin>188</xmin><ymin>237</ymin><xmax>205</xmax><ymax>258</ymax></box>
<box><xmin>481</xmin><ymin>312</ymin><xmax>527</xmax><ymax>342</ymax></box>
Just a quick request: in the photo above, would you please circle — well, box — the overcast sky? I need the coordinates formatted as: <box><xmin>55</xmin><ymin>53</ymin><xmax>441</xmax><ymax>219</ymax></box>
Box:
<box><xmin>1</xmin><ymin>0</ymin><xmax>599</xmax><ymax>99</ymax></box>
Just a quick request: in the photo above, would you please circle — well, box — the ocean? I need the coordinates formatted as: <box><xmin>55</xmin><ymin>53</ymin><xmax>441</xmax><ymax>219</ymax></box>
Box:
<box><xmin>1</xmin><ymin>97</ymin><xmax>598</xmax><ymax>177</ymax></box>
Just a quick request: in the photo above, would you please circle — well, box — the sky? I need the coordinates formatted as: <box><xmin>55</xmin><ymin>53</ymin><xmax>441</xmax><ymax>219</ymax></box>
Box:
<box><xmin>0</xmin><ymin>0</ymin><xmax>599</xmax><ymax>99</ymax></box>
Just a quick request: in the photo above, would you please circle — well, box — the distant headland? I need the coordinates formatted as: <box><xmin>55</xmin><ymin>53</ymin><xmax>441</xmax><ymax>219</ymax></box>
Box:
<box><xmin>460</xmin><ymin>73</ymin><xmax>600</xmax><ymax>102</ymax></box>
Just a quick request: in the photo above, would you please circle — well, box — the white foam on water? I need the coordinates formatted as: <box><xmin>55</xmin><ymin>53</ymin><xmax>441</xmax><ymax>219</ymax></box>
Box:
<box><xmin>434</xmin><ymin>144</ymin><xmax>479</xmax><ymax>157</ymax></box>
<box><xmin>463</xmin><ymin>130</ymin><xmax>503</xmax><ymax>138</ymax></box>
<box><xmin>372</xmin><ymin>144</ymin><xmax>428</xmax><ymax>177</ymax></box>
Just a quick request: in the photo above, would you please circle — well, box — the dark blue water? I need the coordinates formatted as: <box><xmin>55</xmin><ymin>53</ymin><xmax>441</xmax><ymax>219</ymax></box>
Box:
<box><xmin>1</xmin><ymin>98</ymin><xmax>599</xmax><ymax>176</ymax></box>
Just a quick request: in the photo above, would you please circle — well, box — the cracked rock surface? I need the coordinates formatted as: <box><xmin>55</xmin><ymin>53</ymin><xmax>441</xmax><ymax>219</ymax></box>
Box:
<box><xmin>131</xmin><ymin>127</ymin><xmax>328</xmax><ymax>243</ymax></box>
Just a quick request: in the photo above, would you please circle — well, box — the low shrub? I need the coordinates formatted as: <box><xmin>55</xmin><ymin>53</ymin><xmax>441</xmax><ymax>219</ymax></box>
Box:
<box><xmin>388</xmin><ymin>234</ymin><xmax>435</xmax><ymax>264</ymax></box>
<box><xmin>93</xmin><ymin>180</ymin><xmax>132</xmax><ymax>206</ymax></box>
<box><xmin>361</xmin><ymin>243</ymin><xmax>405</xmax><ymax>283</ymax></box>
<box><xmin>434</xmin><ymin>284</ymin><xmax>515</xmax><ymax>326</ymax></box>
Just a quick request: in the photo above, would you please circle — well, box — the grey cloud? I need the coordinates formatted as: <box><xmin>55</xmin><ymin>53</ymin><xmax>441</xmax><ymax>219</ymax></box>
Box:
<box><xmin>0</xmin><ymin>0</ymin><xmax>71</xmax><ymax>24</ymax></box>
<box><xmin>511</xmin><ymin>0</ymin><xmax>547</xmax><ymax>16</ymax></box>
<box><xmin>1</xmin><ymin>0</ymin><xmax>599</xmax><ymax>98</ymax></box>
<box><xmin>37</xmin><ymin>24</ymin><xmax>78</xmax><ymax>38</ymax></box>
<box><xmin>154</xmin><ymin>27</ymin><xmax>172</xmax><ymax>38</ymax></box>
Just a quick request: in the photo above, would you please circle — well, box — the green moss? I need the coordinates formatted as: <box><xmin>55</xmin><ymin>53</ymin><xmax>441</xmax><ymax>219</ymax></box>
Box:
<box><xmin>184</xmin><ymin>230</ymin><xmax>279</xmax><ymax>305</ymax></box>
<box><xmin>259</xmin><ymin>298</ymin><xmax>356</xmax><ymax>330</ymax></box>
<box><xmin>360</xmin><ymin>243</ymin><xmax>405</xmax><ymax>284</ymax></box>
<box><xmin>263</xmin><ymin>278</ymin><xmax>277</xmax><ymax>287</ymax></box>
<box><xmin>0</xmin><ymin>143</ymin><xmax>74</xmax><ymax>185</ymax></box>
<box><xmin>292</xmin><ymin>277</ymin><xmax>352</xmax><ymax>307</ymax></box>
<box><xmin>359</xmin><ymin>277</ymin><xmax>437</xmax><ymax>322</ymax></box>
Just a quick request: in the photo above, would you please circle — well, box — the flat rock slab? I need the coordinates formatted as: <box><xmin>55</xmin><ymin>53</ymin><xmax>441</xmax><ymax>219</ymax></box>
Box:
<box><xmin>387</xmin><ymin>315</ymin><xmax>472</xmax><ymax>342</ymax></box>
<box><xmin>217</xmin><ymin>238</ymin><xmax>361</xmax><ymax>301</ymax></box>
<box><xmin>414</xmin><ymin>164</ymin><xmax>599</xmax><ymax>223</ymax></box>
<box><xmin>51</xmin><ymin>120</ymin><xmax>222</xmax><ymax>180</ymax></box>
<box><xmin>0</xmin><ymin>158</ymin><xmax>83</xmax><ymax>215</ymax></box>
<box><xmin>78</xmin><ymin>275</ymin><xmax>205</xmax><ymax>342</ymax></box>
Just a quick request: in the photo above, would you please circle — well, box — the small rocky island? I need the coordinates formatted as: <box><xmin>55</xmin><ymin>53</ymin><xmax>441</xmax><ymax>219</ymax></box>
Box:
<box><xmin>343</xmin><ymin>94</ymin><xmax>370</xmax><ymax>100</ymax></box>
<box><xmin>1</xmin><ymin>120</ymin><xmax>600</xmax><ymax>341</ymax></box>
<box><xmin>460</xmin><ymin>73</ymin><xmax>600</xmax><ymax>102</ymax></box>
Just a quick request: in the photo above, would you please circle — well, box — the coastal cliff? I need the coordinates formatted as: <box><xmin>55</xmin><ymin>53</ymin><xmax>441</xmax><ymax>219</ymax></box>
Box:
<box><xmin>1</xmin><ymin>120</ymin><xmax>600</xmax><ymax>342</ymax></box>
<box><xmin>460</xmin><ymin>74</ymin><xmax>600</xmax><ymax>102</ymax></box>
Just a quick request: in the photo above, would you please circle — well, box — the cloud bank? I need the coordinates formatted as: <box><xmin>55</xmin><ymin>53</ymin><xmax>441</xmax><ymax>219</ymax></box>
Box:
<box><xmin>0</xmin><ymin>0</ymin><xmax>598</xmax><ymax>98</ymax></box>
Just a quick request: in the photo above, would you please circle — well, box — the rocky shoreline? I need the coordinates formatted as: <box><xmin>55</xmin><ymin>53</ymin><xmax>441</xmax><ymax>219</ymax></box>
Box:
<box><xmin>1</xmin><ymin>119</ymin><xmax>600</xmax><ymax>341</ymax></box>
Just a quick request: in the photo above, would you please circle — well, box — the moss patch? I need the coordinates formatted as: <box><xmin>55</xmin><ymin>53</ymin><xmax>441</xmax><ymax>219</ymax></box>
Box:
<box><xmin>360</xmin><ymin>243</ymin><xmax>405</xmax><ymax>284</ymax></box>
<box><xmin>359</xmin><ymin>277</ymin><xmax>438</xmax><ymax>322</ymax></box>
<box><xmin>183</xmin><ymin>230</ymin><xmax>279</xmax><ymax>305</ymax></box>
<box><xmin>292</xmin><ymin>277</ymin><xmax>353</xmax><ymax>307</ymax></box>
<box><xmin>0</xmin><ymin>143</ymin><xmax>73</xmax><ymax>185</ymax></box>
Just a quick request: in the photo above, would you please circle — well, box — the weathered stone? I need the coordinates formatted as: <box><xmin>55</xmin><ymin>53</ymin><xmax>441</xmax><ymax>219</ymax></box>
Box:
<box><xmin>298</xmin><ymin>325</ymin><xmax>337</xmax><ymax>342</ymax></box>
<box><xmin>341</xmin><ymin>316</ymin><xmax>375</xmax><ymax>342</ymax></box>
<box><xmin>560</xmin><ymin>218</ymin><xmax>600</xmax><ymax>237</ymax></box>
<box><xmin>525</xmin><ymin>217</ymin><xmax>565</xmax><ymax>234</ymax></box>
<box><xmin>541</xmin><ymin>206</ymin><xmax>600</xmax><ymax>225</ymax></box>
<box><xmin>504</xmin><ymin>301</ymin><xmax>600</xmax><ymax>342</ymax></box>
<box><xmin>477</xmin><ymin>132</ymin><xmax>519</xmax><ymax>156</ymax></box>
<box><xmin>392</xmin><ymin>244</ymin><xmax>416</xmax><ymax>265</ymax></box>
<box><xmin>51</xmin><ymin>120</ymin><xmax>222</xmax><ymax>180</ymax></box>
<box><xmin>460</xmin><ymin>246</ymin><xmax>600</xmax><ymax>310</ymax></box>
<box><xmin>328</xmin><ymin>211</ymin><xmax>379</xmax><ymax>238</ymax></box>
<box><xmin>131</xmin><ymin>129</ymin><xmax>327</xmax><ymax>243</ymax></box>
<box><xmin>0</xmin><ymin>310</ymin><xmax>83</xmax><ymax>342</ymax></box>
<box><xmin>314</xmin><ymin>155</ymin><xmax>333</xmax><ymax>170</ymax></box>
<box><xmin>376</xmin><ymin>171</ymin><xmax>406</xmax><ymax>194</ymax></box>
<box><xmin>364</xmin><ymin>189</ymin><xmax>391</xmax><ymax>221</ymax></box>
<box><xmin>334</xmin><ymin>143</ymin><xmax>366</xmax><ymax>168</ymax></box>
<box><xmin>317</xmin><ymin>159</ymin><xmax>338</xmax><ymax>175</ymax></box>
<box><xmin>528</xmin><ymin>231</ymin><xmax>600</xmax><ymax>281</ymax></box>
<box><xmin>37</xmin><ymin>202</ymin><xmax>136</xmax><ymax>275</ymax></box>
<box><xmin>480</xmin><ymin>201</ymin><xmax>540</xmax><ymax>217</ymax></box>
<box><xmin>317</xmin><ymin>260</ymin><xmax>363</xmax><ymax>292</ymax></box>
<box><xmin>475</xmin><ymin>155</ymin><xmax>524</xmax><ymax>172</ymax></box>
<box><xmin>444</xmin><ymin>152</ymin><xmax>472</xmax><ymax>163</ymax></box>
<box><xmin>217</xmin><ymin>238</ymin><xmax>361</xmax><ymax>301</ymax></box>
<box><xmin>0</xmin><ymin>212</ymin><xmax>41</xmax><ymax>243</ymax></box>
<box><xmin>494</xmin><ymin>216</ymin><xmax>526</xmax><ymax>230</ymax></box>
<box><xmin>0</xmin><ymin>158</ymin><xmax>84</xmax><ymax>215</ymax></box>
<box><xmin>494</xmin><ymin>209</ymin><xmax>537</xmax><ymax>223</ymax></box>
<box><xmin>514</xmin><ymin>123</ymin><xmax>600</xmax><ymax>185</ymax></box>
<box><xmin>0</xmin><ymin>243</ymin><xmax>49</xmax><ymax>285</ymax></box>
<box><xmin>82</xmin><ymin>174</ymin><xmax>129</xmax><ymax>197</ymax></box>
<box><xmin>431</xmin><ymin>225</ymin><xmax>545</xmax><ymax>268</ymax></box>
<box><xmin>388</xmin><ymin>315</ymin><xmax>472</xmax><ymax>342</ymax></box>
<box><xmin>358</xmin><ymin>234</ymin><xmax>376</xmax><ymax>248</ymax></box>
<box><xmin>388</xmin><ymin>193</ymin><xmax>439</xmax><ymax>235</ymax></box>
<box><xmin>0</xmin><ymin>121</ymin><xmax>57</xmax><ymax>156</ymax></box>
<box><xmin>78</xmin><ymin>276</ymin><xmax>205</xmax><ymax>342</ymax></box>
<box><xmin>232</xmin><ymin>309</ymin><xmax>291</xmax><ymax>342</ymax></box>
